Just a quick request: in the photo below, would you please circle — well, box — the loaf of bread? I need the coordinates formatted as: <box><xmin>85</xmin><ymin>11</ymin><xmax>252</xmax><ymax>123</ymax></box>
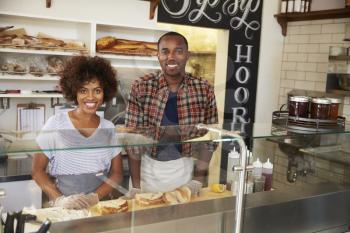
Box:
<box><xmin>38</xmin><ymin>37</ymin><xmax>65</xmax><ymax>47</ymax></box>
<box><xmin>96</xmin><ymin>36</ymin><xmax>157</xmax><ymax>55</ymax></box>
<box><xmin>96</xmin><ymin>36</ymin><xmax>116</xmax><ymax>50</ymax></box>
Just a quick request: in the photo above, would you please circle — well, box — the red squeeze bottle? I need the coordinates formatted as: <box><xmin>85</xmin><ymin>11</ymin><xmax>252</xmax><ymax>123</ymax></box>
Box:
<box><xmin>262</xmin><ymin>159</ymin><xmax>273</xmax><ymax>191</ymax></box>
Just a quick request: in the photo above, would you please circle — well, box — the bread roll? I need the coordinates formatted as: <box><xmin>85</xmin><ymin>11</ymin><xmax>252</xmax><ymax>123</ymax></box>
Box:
<box><xmin>163</xmin><ymin>186</ymin><xmax>192</xmax><ymax>205</ymax></box>
<box><xmin>176</xmin><ymin>186</ymin><xmax>191</xmax><ymax>203</ymax></box>
<box><xmin>163</xmin><ymin>191</ymin><xmax>178</xmax><ymax>205</ymax></box>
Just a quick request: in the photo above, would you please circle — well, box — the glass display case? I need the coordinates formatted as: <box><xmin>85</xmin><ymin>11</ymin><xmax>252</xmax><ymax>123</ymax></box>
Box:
<box><xmin>0</xmin><ymin>123</ymin><xmax>350</xmax><ymax>233</ymax></box>
<box><xmin>0</xmin><ymin>124</ymin><xmax>247</xmax><ymax>233</ymax></box>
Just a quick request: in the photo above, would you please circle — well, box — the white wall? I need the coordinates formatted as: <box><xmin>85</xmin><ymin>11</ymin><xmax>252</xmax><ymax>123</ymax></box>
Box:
<box><xmin>311</xmin><ymin>0</ymin><xmax>345</xmax><ymax>11</ymax></box>
<box><xmin>278</xmin><ymin>18</ymin><xmax>350</xmax><ymax>119</ymax></box>
<box><xmin>0</xmin><ymin>0</ymin><xmax>285</xmax><ymax>132</ymax></box>
<box><xmin>254</xmin><ymin>0</ymin><xmax>284</xmax><ymax>135</ymax></box>
<box><xmin>0</xmin><ymin>0</ymin><xmax>158</xmax><ymax>29</ymax></box>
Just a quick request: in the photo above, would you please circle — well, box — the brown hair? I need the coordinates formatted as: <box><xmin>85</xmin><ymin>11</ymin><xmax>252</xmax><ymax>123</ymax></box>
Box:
<box><xmin>59</xmin><ymin>56</ymin><xmax>117</xmax><ymax>104</ymax></box>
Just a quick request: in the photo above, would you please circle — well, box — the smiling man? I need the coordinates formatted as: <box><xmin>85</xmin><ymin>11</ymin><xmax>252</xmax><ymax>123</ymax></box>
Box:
<box><xmin>125</xmin><ymin>31</ymin><xmax>218</xmax><ymax>196</ymax></box>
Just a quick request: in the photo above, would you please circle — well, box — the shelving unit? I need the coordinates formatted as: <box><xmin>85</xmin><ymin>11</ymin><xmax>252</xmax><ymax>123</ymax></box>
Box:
<box><xmin>0</xmin><ymin>11</ymin><xmax>168</xmax><ymax>129</ymax></box>
<box><xmin>274</xmin><ymin>8</ymin><xmax>350</xmax><ymax>36</ymax></box>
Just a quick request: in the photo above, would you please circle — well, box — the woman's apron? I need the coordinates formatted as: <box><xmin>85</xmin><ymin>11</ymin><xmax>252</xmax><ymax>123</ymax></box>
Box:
<box><xmin>140</xmin><ymin>155</ymin><xmax>193</xmax><ymax>193</ymax></box>
<box><xmin>56</xmin><ymin>171</ymin><xmax>108</xmax><ymax>196</ymax></box>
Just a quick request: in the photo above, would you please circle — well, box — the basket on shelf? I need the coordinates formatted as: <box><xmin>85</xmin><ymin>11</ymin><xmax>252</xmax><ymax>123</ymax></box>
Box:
<box><xmin>347</xmin><ymin>0</ymin><xmax>350</xmax><ymax>7</ymax></box>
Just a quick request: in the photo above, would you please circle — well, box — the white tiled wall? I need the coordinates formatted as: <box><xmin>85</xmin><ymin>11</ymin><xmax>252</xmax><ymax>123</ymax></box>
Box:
<box><xmin>278</xmin><ymin>18</ymin><xmax>350</xmax><ymax>120</ymax></box>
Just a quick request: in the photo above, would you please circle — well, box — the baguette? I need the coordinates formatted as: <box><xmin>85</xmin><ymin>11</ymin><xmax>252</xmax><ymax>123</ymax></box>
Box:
<box><xmin>96</xmin><ymin>36</ymin><xmax>157</xmax><ymax>55</ymax></box>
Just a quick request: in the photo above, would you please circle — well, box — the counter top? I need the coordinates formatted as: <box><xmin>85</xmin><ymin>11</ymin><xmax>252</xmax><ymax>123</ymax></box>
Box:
<box><xmin>0</xmin><ymin>154</ymin><xmax>32</xmax><ymax>182</ymax></box>
<box><xmin>45</xmin><ymin>183</ymin><xmax>350</xmax><ymax>233</ymax></box>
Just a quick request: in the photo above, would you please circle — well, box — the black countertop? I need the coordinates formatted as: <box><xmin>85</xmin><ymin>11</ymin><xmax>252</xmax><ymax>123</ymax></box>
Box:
<box><xmin>0</xmin><ymin>154</ymin><xmax>32</xmax><ymax>182</ymax></box>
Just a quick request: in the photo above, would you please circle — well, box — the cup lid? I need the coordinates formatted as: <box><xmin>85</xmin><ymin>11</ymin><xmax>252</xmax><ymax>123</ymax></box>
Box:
<box><xmin>327</xmin><ymin>98</ymin><xmax>342</xmax><ymax>103</ymax></box>
<box><xmin>289</xmin><ymin>96</ymin><xmax>310</xmax><ymax>102</ymax></box>
<box><xmin>311</xmin><ymin>98</ymin><xmax>331</xmax><ymax>104</ymax></box>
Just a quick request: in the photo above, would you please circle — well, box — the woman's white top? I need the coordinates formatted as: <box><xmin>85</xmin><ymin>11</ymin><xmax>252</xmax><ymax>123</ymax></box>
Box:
<box><xmin>36</xmin><ymin>112</ymin><xmax>122</xmax><ymax>176</ymax></box>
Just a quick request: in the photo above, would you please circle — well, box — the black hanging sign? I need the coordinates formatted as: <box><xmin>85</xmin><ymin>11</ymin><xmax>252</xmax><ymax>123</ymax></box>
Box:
<box><xmin>157</xmin><ymin>0</ymin><xmax>263</xmax><ymax>182</ymax></box>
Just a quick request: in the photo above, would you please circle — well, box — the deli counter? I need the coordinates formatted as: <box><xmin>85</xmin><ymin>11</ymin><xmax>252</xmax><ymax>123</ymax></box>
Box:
<box><xmin>0</xmin><ymin>124</ymin><xmax>349</xmax><ymax>233</ymax></box>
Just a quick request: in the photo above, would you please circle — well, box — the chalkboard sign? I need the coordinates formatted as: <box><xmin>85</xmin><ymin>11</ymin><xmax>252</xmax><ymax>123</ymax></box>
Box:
<box><xmin>158</xmin><ymin>0</ymin><xmax>263</xmax><ymax>135</ymax></box>
<box><xmin>158</xmin><ymin>0</ymin><xmax>263</xmax><ymax>182</ymax></box>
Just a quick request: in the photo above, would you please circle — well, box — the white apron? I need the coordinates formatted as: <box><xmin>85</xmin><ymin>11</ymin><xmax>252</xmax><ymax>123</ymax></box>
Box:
<box><xmin>140</xmin><ymin>155</ymin><xmax>193</xmax><ymax>193</ymax></box>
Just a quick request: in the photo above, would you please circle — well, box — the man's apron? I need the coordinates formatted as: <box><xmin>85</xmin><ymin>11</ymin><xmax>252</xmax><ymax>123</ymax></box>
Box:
<box><xmin>140</xmin><ymin>155</ymin><xmax>193</xmax><ymax>193</ymax></box>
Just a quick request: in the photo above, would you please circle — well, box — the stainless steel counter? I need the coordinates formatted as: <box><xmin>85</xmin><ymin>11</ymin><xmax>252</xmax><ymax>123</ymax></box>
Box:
<box><xmin>47</xmin><ymin>183</ymin><xmax>350</xmax><ymax>233</ymax></box>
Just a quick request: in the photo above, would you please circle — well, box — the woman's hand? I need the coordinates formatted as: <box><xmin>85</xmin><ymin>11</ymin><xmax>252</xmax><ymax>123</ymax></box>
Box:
<box><xmin>52</xmin><ymin>193</ymin><xmax>99</xmax><ymax>209</ymax></box>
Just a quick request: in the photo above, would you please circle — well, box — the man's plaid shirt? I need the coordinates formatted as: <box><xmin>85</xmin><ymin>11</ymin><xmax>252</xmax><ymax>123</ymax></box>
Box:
<box><xmin>125</xmin><ymin>72</ymin><xmax>218</xmax><ymax>157</ymax></box>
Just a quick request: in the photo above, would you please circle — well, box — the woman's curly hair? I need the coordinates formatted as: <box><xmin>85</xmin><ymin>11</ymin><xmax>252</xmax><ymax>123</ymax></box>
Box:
<box><xmin>59</xmin><ymin>56</ymin><xmax>117</xmax><ymax>104</ymax></box>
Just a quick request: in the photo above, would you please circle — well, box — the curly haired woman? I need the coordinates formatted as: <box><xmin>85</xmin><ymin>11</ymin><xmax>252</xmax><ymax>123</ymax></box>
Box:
<box><xmin>32</xmin><ymin>56</ymin><xmax>123</xmax><ymax>209</ymax></box>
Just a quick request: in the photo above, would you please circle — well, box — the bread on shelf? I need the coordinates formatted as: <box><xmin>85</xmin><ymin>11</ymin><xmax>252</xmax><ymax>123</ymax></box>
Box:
<box><xmin>96</xmin><ymin>36</ymin><xmax>157</xmax><ymax>56</ymax></box>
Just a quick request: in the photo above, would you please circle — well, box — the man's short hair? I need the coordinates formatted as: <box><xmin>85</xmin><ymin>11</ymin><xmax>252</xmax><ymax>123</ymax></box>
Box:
<box><xmin>157</xmin><ymin>31</ymin><xmax>188</xmax><ymax>50</ymax></box>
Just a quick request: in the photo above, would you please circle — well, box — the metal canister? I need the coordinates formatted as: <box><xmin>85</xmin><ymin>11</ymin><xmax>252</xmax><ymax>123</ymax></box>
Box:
<box><xmin>0</xmin><ymin>189</ymin><xmax>5</xmax><ymax>233</ymax></box>
<box><xmin>327</xmin><ymin>98</ymin><xmax>342</xmax><ymax>120</ymax></box>
<box><xmin>311</xmin><ymin>98</ymin><xmax>331</xmax><ymax>120</ymax></box>
<box><xmin>288</xmin><ymin>96</ymin><xmax>310</xmax><ymax>118</ymax></box>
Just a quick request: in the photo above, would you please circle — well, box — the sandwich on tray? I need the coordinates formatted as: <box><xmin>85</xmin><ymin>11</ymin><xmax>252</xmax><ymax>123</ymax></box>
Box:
<box><xmin>135</xmin><ymin>192</ymin><xmax>164</xmax><ymax>207</ymax></box>
<box><xmin>163</xmin><ymin>186</ymin><xmax>192</xmax><ymax>205</ymax></box>
<box><xmin>96</xmin><ymin>198</ymin><xmax>129</xmax><ymax>215</ymax></box>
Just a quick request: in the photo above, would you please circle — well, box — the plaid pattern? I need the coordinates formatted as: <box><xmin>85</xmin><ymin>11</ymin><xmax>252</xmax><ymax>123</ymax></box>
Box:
<box><xmin>125</xmin><ymin>73</ymin><xmax>218</xmax><ymax>157</ymax></box>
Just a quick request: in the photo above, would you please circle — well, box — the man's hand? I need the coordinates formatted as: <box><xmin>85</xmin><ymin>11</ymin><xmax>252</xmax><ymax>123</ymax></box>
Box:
<box><xmin>184</xmin><ymin>180</ymin><xmax>203</xmax><ymax>197</ymax></box>
<box><xmin>123</xmin><ymin>187</ymin><xmax>142</xmax><ymax>199</ymax></box>
<box><xmin>52</xmin><ymin>193</ymin><xmax>99</xmax><ymax>209</ymax></box>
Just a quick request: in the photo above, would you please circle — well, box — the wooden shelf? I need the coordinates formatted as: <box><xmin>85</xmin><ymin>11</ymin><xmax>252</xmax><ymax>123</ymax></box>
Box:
<box><xmin>0</xmin><ymin>93</ymin><xmax>63</xmax><ymax>98</ymax></box>
<box><xmin>0</xmin><ymin>47</ymin><xmax>86</xmax><ymax>56</ymax></box>
<box><xmin>327</xmin><ymin>89</ymin><xmax>350</xmax><ymax>96</ymax></box>
<box><xmin>329</xmin><ymin>55</ymin><xmax>350</xmax><ymax>61</ymax></box>
<box><xmin>0</xmin><ymin>74</ymin><xmax>59</xmax><ymax>81</ymax></box>
<box><xmin>274</xmin><ymin>8</ymin><xmax>350</xmax><ymax>36</ymax></box>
